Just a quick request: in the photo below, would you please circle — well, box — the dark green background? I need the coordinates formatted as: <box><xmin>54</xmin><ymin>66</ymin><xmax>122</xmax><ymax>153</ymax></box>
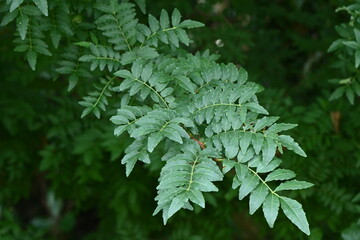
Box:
<box><xmin>1</xmin><ymin>0</ymin><xmax>359</xmax><ymax>239</ymax></box>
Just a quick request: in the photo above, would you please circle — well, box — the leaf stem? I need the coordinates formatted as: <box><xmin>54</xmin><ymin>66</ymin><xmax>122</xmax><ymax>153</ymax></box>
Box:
<box><xmin>247</xmin><ymin>167</ymin><xmax>280</xmax><ymax>197</ymax></box>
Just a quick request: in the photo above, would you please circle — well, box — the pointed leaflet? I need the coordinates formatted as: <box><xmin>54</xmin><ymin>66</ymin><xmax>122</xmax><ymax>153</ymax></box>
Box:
<box><xmin>178</xmin><ymin>19</ymin><xmax>204</xmax><ymax>29</ymax></box>
<box><xmin>147</xmin><ymin>132</ymin><xmax>164</xmax><ymax>152</ymax></box>
<box><xmin>262</xmin><ymin>137</ymin><xmax>277</xmax><ymax>164</ymax></box>
<box><xmin>262</xmin><ymin>193</ymin><xmax>280</xmax><ymax>228</ymax></box>
<box><xmin>238</xmin><ymin>85</ymin><xmax>258</xmax><ymax>103</ymax></box>
<box><xmin>252</xmin><ymin>133</ymin><xmax>264</xmax><ymax>154</ymax></box>
<box><xmin>256</xmin><ymin>158</ymin><xmax>282</xmax><ymax>173</ymax></box>
<box><xmin>240</xmin><ymin>131</ymin><xmax>252</xmax><ymax>154</ymax></box>
<box><xmin>32</xmin><ymin>0</ymin><xmax>48</xmax><ymax>16</ymax></box>
<box><xmin>175</xmin><ymin>28</ymin><xmax>190</xmax><ymax>46</ymax></box>
<box><xmin>16</xmin><ymin>15</ymin><xmax>29</xmax><ymax>40</ymax></box>
<box><xmin>238</xmin><ymin>67</ymin><xmax>248</xmax><ymax>84</ymax></box>
<box><xmin>121</xmin><ymin>152</ymin><xmax>139</xmax><ymax>176</ymax></box>
<box><xmin>160</xmin><ymin>10</ymin><xmax>170</xmax><ymax>29</ymax></box>
<box><xmin>275</xmin><ymin>180</ymin><xmax>314</xmax><ymax>192</ymax></box>
<box><xmin>266</xmin><ymin>123</ymin><xmax>297</xmax><ymax>134</ymax></box>
<box><xmin>171</xmin><ymin>8</ymin><xmax>181</xmax><ymax>26</ymax></box>
<box><xmin>175</xmin><ymin>76</ymin><xmax>196</xmax><ymax>93</ymax></box>
<box><xmin>221</xmin><ymin>132</ymin><xmax>238</xmax><ymax>159</ymax></box>
<box><xmin>265</xmin><ymin>169</ymin><xmax>296</xmax><ymax>182</ymax></box>
<box><xmin>249</xmin><ymin>184</ymin><xmax>269</xmax><ymax>215</ymax></box>
<box><xmin>187</xmin><ymin>189</ymin><xmax>205</xmax><ymax>208</ymax></box>
<box><xmin>167</xmin><ymin>192</ymin><xmax>189</xmax><ymax>219</ymax></box>
<box><xmin>235</xmin><ymin>163</ymin><xmax>249</xmax><ymax>182</ymax></box>
<box><xmin>148</xmin><ymin>14</ymin><xmax>160</xmax><ymax>32</ymax></box>
<box><xmin>1</xmin><ymin>10</ymin><xmax>19</xmax><ymax>26</ymax></box>
<box><xmin>355</xmin><ymin>50</ymin><xmax>360</xmax><ymax>68</ymax></box>
<box><xmin>10</xmin><ymin>0</ymin><xmax>24</xmax><ymax>12</ymax></box>
<box><xmin>162</xmin><ymin>124</ymin><xmax>184</xmax><ymax>144</ymax></box>
<box><xmin>222</xmin><ymin>159</ymin><xmax>235</xmax><ymax>174</ymax></box>
<box><xmin>278</xmin><ymin>135</ymin><xmax>307</xmax><ymax>157</ymax></box>
<box><xmin>254</xmin><ymin>116</ymin><xmax>279</xmax><ymax>132</ymax></box>
<box><xmin>115</xmin><ymin>69</ymin><xmax>133</xmax><ymax>79</ymax></box>
<box><xmin>244</xmin><ymin>102</ymin><xmax>269</xmax><ymax>115</ymax></box>
<box><xmin>134</xmin><ymin>0</ymin><xmax>146</xmax><ymax>14</ymax></box>
<box><xmin>26</xmin><ymin>51</ymin><xmax>37</xmax><ymax>70</ymax></box>
<box><xmin>280</xmin><ymin>197</ymin><xmax>310</xmax><ymax>235</ymax></box>
<box><xmin>239</xmin><ymin>171</ymin><xmax>260</xmax><ymax>200</ymax></box>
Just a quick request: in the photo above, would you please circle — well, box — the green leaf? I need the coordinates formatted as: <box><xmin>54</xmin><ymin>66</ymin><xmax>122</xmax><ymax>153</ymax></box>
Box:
<box><xmin>238</xmin><ymin>67</ymin><xmax>248</xmax><ymax>84</ymax></box>
<box><xmin>141</xmin><ymin>63</ymin><xmax>153</xmax><ymax>81</ymax></box>
<box><xmin>1</xmin><ymin>10</ymin><xmax>19</xmax><ymax>26</ymax></box>
<box><xmin>16</xmin><ymin>14</ymin><xmax>29</xmax><ymax>40</ymax></box>
<box><xmin>121</xmin><ymin>152</ymin><xmax>139</xmax><ymax>176</ymax></box>
<box><xmin>167</xmin><ymin>31</ymin><xmax>179</xmax><ymax>47</ymax></box>
<box><xmin>343</xmin><ymin>40</ymin><xmax>360</xmax><ymax>49</ymax></box>
<box><xmin>265</xmin><ymin>169</ymin><xmax>296</xmax><ymax>182</ymax></box>
<box><xmin>329</xmin><ymin>86</ymin><xmax>346</xmax><ymax>101</ymax></box>
<box><xmin>187</xmin><ymin>189</ymin><xmax>205</xmax><ymax>208</ymax></box>
<box><xmin>160</xmin><ymin>10</ymin><xmax>170</xmax><ymax>29</ymax></box>
<box><xmin>74</xmin><ymin>41</ymin><xmax>91</xmax><ymax>48</ymax></box>
<box><xmin>235</xmin><ymin>163</ymin><xmax>249</xmax><ymax>182</ymax></box>
<box><xmin>134</xmin><ymin>0</ymin><xmax>146</xmax><ymax>14</ymax></box>
<box><xmin>257</xmin><ymin>158</ymin><xmax>282</xmax><ymax>173</ymax></box>
<box><xmin>275</xmin><ymin>180</ymin><xmax>314</xmax><ymax>192</ymax></box>
<box><xmin>175</xmin><ymin>76</ymin><xmax>196</xmax><ymax>93</ymax></box>
<box><xmin>346</xmin><ymin>87</ymin><xmax>355</xmax><ymax>105</ymax></box>
<box><xmin>249</xmin><ymin>184</ymin><xmax>269</xmax><ymax>215</ymax></box>
<box><xmin>277</xmin><ymin>135</ymin><xmax>307</xmax><ymax>157</ymax></box>
<box><xmin>179</xmin><ymin>19</ymin><xmax>204</xmax><ymax>29</ymax></box>
<box><xmin>148</xmin><ymin>132</ymin><xmax>164</xmax><ymax>152</ymax></box>
<box><xmin>175</xmin><ymin>28</ymin><xmax>190</xmax><ymax>46</ymax></box>
<box><xmin>240</xmin><ymin>131</ymin><xmax>252</xmax><ymax>154</ymax></box>
<box><xmin>32</xmin><ymin>0</ymin><xmax>48</xmax><ymax>16</ymax></box>
<box><xmin>355</xmin><ymin>28</ymin><xmax>360</xmax><ymax>42</ymax></box>
<box><xmin>222</xmin><ymin>159</ymin><xmax>235</xmax><ymax>174</ymax></box>
<box><xmin>149</xmin><ymin>14</ymin><xmax>160</xmax><ymax>32</ymax></box>
<box><xmin>280</xmin><ymin>197</ymin><xmax>310</xmax><ymax>235</ymax></box>
<box><xmin>244</xmin><ymin>102</ymin><xmax>269</xmax><ymax>115</ymax></box>
<box><xmin>251</xmin><ymin>133</ymin><xmax>263</xmax><ymax>154</ymax></box>
<box><xmin>10</xmin><ymin>0</ymin><xmax>24</xmax><ymax>12</ymax></box>
<box><xmin>115</xmin><ymin>70</ymin><xmax>133</xmax><ymax>79</ymax></box>
<box><xmin>171</xmin><ymin>8</ymin><xmax>181</xmax><ymax>26</ymax></box>
<box><xmin>355</xmin><ymin>50</ymin><xmax>360</xmax><ymax>68</ymax></box>
<box><xmin>162</xmin><ymin>124</ymin><xmax>183</xmax><ymax>144</ymax></box>
<box><xmin>262</xmin><ymin>194</ymin><xmax>280</xmax><ymax>228</ymax></box>
<box><xmin>353</xmin><ymin>81</ymin><xmax>360</xmax><ymax>96</ymax></box>
<box><xmin>239</xmin><ymin>172</ymin><xmax>260</xmax><ymax>200</ymax></box>
<box><xmin>50</xmin><ymin>30</ymin><xmax>61</xmax><ymax>48</ymax></box>
<box><xmin>223</xmin><ymin>133</ymin><xmax>239</xmax><ymax>159</ymax></box>
<box><xmin>131</xmin><ymin>124</ymin><xmax>160</xmax><ymax>138</ymax></box>
<box><xmin>266</xmin><ymin>123</ymin><xmax>297</xmax><ymax>134</ymax></box>
<box><xmin>131</xmin><ymin>60</ymin><xmax>143</xmax><ymax>79</ymax></box>
<box><xmin>262</xmin><ymin>137</ymin><xmax>277</xmax><ymax>164</ymax></box>
<box><xmin>137</xmin><ymin>46</ymin><xmax>159</xmax><ymax>59</ymax></box>
<box><xmin>254</xmin><ymin>116</ymin><xmax>279</xmax><ymax>132</ymax></box>
<box><xmin>328</xmin><ymin>39</ymin><xmax>345</xmax><ymax>52</ymax></box>
<box><xmin>26</xmin><ymin>51</ymin><xmax>37</xmax><ymax>70</ymax></box>
<box><xmin>168</xmin><ymin>192</ymin><xmax>189</xmax><ymax>218</ymax></box>
<box><xmin>238</xmin><ymin>86</ymin><xmax>258</xmax><ymax>103</ymax></box>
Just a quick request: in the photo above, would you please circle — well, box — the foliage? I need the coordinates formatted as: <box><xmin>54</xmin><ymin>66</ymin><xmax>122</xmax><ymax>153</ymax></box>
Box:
<box><xmin>328</xmin><ymin>1</ymin><xmax>360</xmax><ymax>104</ymax></box>
<box><xmin>1</xmin><ymin>0</ymin><xmax>359</xmax><ymax>239</ymax></box>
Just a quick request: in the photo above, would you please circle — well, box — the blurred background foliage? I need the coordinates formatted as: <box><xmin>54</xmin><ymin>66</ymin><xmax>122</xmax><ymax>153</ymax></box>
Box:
<box><xmin>1</xmin><ymin>0</ymin><xmax>360</xmax><ymax>239</ymax></box>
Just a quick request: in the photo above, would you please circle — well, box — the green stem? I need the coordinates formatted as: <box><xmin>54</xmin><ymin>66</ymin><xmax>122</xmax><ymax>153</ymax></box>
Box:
<box><xmin>140</xmin><ymin>26</ymin><xmax>178</xmax><ymax>48</ymax></box>
<box><xmin>186</xmin><ymin>156</ymin><xmax>199</xmax><ymax>191</ymax></box>
<box><xmin>247</xmin><ymin>167</ymin><xmax>280</xmax><ymax>197</ymax></box>
<box><xmin>132</xmin><ymin>77</ymin><xmax>169</xmax><ymax>109</ymax></box>
<box><xmin>92</xmin><ymin>77</ymin><xmax>114</xmax><ymax>108</ymax></box>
